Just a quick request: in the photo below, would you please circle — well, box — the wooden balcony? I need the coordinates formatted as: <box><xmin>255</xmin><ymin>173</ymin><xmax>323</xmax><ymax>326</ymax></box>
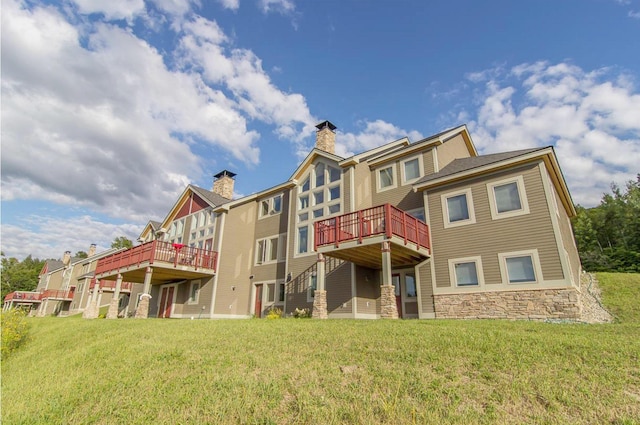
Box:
<box><xmin>95</xmin><ymin>240</ymin><xmax>218</xmax><ymax>284</ymax></box>
<box><xmin>314</xmin><ymin>204</ymin><xmax>431</xmax><ymax>269</ymax></box>
<box><xmin>41</xmin><ymin>288</ymin><xmax>76</xmax><ymax>301</ymax></box>
<box><xmin>4</xmin><ymin>291</ymin><xmax>43</xmax><ymax>303</ymax></box>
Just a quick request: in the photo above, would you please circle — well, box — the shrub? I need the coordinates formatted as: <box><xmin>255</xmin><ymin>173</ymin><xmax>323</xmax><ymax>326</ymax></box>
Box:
<box><xmin>266</xmin><ymin>307</ymin><xmax>282</xmax><ymax>319</ymax></box>
<box><xmin>292</xmin><ymin>307</ymin><xmax>311</xmax><ymax>318</ymax></box>
<box><xmin>1</xmin><ymin>309</ymin><xmax>30</xmax><ymax>359</ymax></box>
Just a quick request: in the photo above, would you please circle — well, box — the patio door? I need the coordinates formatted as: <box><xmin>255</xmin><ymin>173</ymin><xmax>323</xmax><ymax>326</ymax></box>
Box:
<box><xmin>392</xmin><ymin>273</ymin><xmax>403</xmax><ymax>318</ymax></box>
<box><xmin>158</xmin><ymin>286</ymin><xmax>174</xmax><ymax>318</ymax></box>
<box><xmin>254</xmin><ymin>284</ymin><xmax>263</xmax><ymax>318</ymax></box>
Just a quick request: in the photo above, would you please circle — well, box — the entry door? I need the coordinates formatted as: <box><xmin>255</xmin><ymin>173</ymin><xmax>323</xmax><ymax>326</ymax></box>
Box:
<box><xmin>159</xmin><ymin>286</ymin><xmax>174</xmax><ymax>318</ymax></box>
<box><xmin>392</xmin><ymin>274</ymin><xmax>402</xmax><ymax>318</ymax></box>
<box><xmin>254</xmin><ymin>284</ymin><xmax>263</xmax><ymax>318</ymax></box>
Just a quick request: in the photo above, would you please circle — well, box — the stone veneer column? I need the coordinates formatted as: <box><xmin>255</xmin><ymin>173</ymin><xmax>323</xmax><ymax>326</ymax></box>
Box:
<box><xmin>379</xmin><ymin>241</ymin><xmax>398</xmax><ymax>319</ymax></box>
<box><xmin>312</xmin><ymin>254</ymin><xmax>328</xmax><ymax>319</ymax></box>
<box><xmin>106</xmin><ymin>274</ymin><xmax>123</xmax><ymax>319</ymax></box>
<box><xmin>135</xmin><ymin>267</ymin><xmax>153</xmax><ymax>319</ymax></box>
<box><xmin>83</xmin><ymin>280</ymin><xmax>100</xmax><ymax>319</ymax></box>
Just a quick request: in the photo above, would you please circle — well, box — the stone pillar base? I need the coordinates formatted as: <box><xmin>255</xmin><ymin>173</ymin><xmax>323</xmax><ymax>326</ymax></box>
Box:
<box><xmin>106</xmin><ymin>298</ymin><xmax>120</xmax><ymax>319</ymax></box>
<box><xmin>312</xmin><ymin>290</ymin><xmax>328</xmax><ymax>319</ymax></box>
<box><xmin>83</xmin><ymin>300</ymin><xmax>99</xmax><ymax>319</ymax></box>
<box><xmin>135</xmin><ymin>295</ymin><xmax>150</xmax><ymax>319</ymax></box>
<box><xmin>380</xmin><ymin>285</ymin><xmax>399</xmax><ymax>319</ymax></box>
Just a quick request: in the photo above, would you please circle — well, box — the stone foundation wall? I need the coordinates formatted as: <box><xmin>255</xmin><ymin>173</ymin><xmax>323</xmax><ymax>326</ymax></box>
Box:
<box><xmin>380</xmin><ymin>285</ymin><xmax>398</xmax><ymax>319</ymax></box>
<box><xmin>434</xmin><ymin>288</ymin><xmax>581</xmax><ymax>320</ymax></box>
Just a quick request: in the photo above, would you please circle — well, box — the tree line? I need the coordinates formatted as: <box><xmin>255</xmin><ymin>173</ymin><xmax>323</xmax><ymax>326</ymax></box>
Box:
<box><xmin>572</xmin><ymin>175</ymin><xmax>640</xmax><ymax>273</ymax></box>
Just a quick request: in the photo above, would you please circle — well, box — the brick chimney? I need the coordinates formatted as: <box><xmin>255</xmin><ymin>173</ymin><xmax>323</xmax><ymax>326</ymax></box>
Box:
<box><xmin>62</xmin><ymin>251</ymin><xmax>71</xmax><ymax>265</ymax></box>
<box><xmin>315</xmin><ymin>120</ymin><xmax>337</xmax><ymax>154</ymax></box>
<box><xmin>88</xmin><ymin>244</ymin><xmax>97</xmax><ymax>257</ymax></box>
<box><xmin>213</xmin><ymin>170</ymin><xmax>236</xmax><ymax>200</ymax></box>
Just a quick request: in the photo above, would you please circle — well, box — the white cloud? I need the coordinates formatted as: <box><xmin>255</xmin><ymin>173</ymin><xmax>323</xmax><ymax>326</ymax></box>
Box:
<box><xmin>216</xmin><ymin>0</ymin><xmax>240</xmax><ymax>10</ymax></box>
<box><xmin>335</xmin><ymin>120</ymin><xmax>423</xmax><ymax>158</ymax></box>
<box><xmin>464</xmin><ymin>61</ymin><xmax>640</xmax><ymax>207</ymax></box>
<box><xmin>259</xmin><ymin>0</ymin><xmax>295</xmax><ymax>14</ymax></box>
<box><xmin>70</xmin><ymin>0</ymin><xmax>145</xmax><ymax>22</ymax></box>
<box><xmin>1</xmin><ymin>215</ymin><xmax>142</xmax><ymax>260</ymax></box>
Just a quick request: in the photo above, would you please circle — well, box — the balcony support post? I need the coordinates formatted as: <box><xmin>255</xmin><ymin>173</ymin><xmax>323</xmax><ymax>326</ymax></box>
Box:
<box><xmin>106</xmin><ymin>274</ymin><xmax>123</xmax><ymax>319</ymax></box>
<box><xmin>83</xmin><ymin>279</ymin><xmax>101</xmax><ymax>319</ymax></box>
<box><xmin>135</xmin><ymin>267</ymin><xmax>153</xmax><ymax>319</ymax></box>
<box><xmin>380</xmin><ymin>241</ymin><xmax>398</xmax><ymax>319</ymax></box>
<box><xmin>312</xmin><ymin>254</ymin><xmax>328</xmax><ymax>319</ymax></box>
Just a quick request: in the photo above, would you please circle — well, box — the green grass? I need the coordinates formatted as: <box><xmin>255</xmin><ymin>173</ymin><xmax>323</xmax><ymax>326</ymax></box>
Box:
<box><xmin>2</xmin><ymin>274</ymin><xmax>639</xmax><ymax>425</ymax></box>
<box><xmin>597</xmin><ymin>272</ymin><xmax>640</xmax><ymax>323</ymax></box>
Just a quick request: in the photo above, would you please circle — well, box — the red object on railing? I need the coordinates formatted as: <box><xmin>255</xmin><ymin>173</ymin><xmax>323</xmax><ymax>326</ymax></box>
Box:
<box><xmin>95</xmin><ymin>240</ymin><xmax>218</xmax><ymax>276</ymax></box>
<box><xmin>314</xmin><ymin>204</ymin><xmax>430</xmax><ymax>251</ymax></box>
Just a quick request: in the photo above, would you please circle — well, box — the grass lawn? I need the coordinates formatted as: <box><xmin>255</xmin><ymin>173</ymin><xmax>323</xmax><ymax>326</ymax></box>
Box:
<box><xmin>2</xmin><ymin>273</ymin><xmax>639</xmax><ymax>425</ymax></box>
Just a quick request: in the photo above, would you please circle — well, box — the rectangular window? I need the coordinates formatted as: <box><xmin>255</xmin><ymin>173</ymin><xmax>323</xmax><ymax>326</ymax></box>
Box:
<box><xmin>442</xmin><ymin>188</ymin><xmax>476</xmax><ymax>228</ymax></box>
<box><xmin>307</xmin><ymin>274</ymin><xmax>317</xmax><ymax>302</ymax></box>
<box><xmin>407</xmin><ymin>208</ymin><xmax>426</xmax><ymax>222</ymax></box>
<box><xmin>378</xmin><ymin>166</ymin><xmax>394</xmax><ymax>189</ymax></box>
<box><xmin>298</xmin><ymin>212</ymin><xmax>308</xmax><ymax>222</ymax></box>
<box><xmin>487</xmin><ymin>175</ymin><xmax>530</xmax><ymax>220</ymax></box>
<box><xmin>267</xmin><ymin>283</ymin><xmax>275</xmax><ymax>303</ymax></box>
<box><xmin>448</xmin><ymin>256</ymin><xmax>484</xmax><ymax>288</ymax></box>
<box><xmin>299</xmin><ymin>195</ymin><xmax>309</xmax><ymax>209</ymax></box>
<box><xmin>313</xmin><ymin>191</ymin><xmax>324</xmax><ymax>205</ymax></box>
<box><xmin>259</xmin><ymin>194</ymin><xmax>283</xmax><ymax>219</ymax></box>
<box><xmin>313</xmin><ymin>208</ymin><xmax>323</xmax><ymax>218</ymax></box>
<box><xmin>188</xmin><ymin>280</ymin><xmax>201</xmax><ymax>304</ymax></box>
<box><xmin>279</xmin><ymin>283</ymin><xmax>285</xmax><ymax>303</ymax></box>
<box><xmin>328</xmin><ymin>166</ymin><xmax>341</xmax><ymax>183</ymax></box>
<box><xmin>405</xmin><ymin>273</ymin><xmax>417</xmax><ymax>298</ymax></box>
<box><xmin>301</xmin><ymin>177</ymin><xmax>310</xmax><ymax>192</ymax></box>
<box><xmin>315</xmin><ymin>163</ymin><xmax>325</xmax><ymax>187</ymax></box>
<box><xmin>255</xmin><ymin>234</ymin><xmax>285</xmax><ymax>265</ymax></box>
<box><xmin>498</xmin><ymin>250</ymin><xmax>542</xmax><ymax>285</ymax></box>
<box><xmin>329</xmin><ymin>186</ymin><xmax>340</xmax><ymax>201</ymax></box>
<box><xmin>328</xmin><ymin>204</ymin><xmax>340</xmax><ymax>214</ymax></box>
<box><xmin>298</xmin><ymin>227</ymin><xmax>308</xmax><ymax>254</ymax></box>
<box><xmin>402</xmin><ymin>157</ymin><xmax>421</xmax><ymax>183</ymax></box>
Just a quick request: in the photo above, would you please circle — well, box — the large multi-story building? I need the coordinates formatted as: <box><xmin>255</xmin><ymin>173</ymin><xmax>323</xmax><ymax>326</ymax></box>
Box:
<box><xmin>6</xmin><ymin>121</ymin><xmax>582</xmax><ymax>320</ymax></box>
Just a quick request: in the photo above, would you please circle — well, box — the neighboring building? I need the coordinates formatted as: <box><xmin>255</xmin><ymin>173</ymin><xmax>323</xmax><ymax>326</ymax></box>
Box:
<box><xmin>3</xmin><ymin>245</ymin><xmax>140</xmax><ymax>318</ymax></box>
<box><xmin>14</xmin><ymin>120</ymin><xmax>582</xmax><ymax>320</ymax></box>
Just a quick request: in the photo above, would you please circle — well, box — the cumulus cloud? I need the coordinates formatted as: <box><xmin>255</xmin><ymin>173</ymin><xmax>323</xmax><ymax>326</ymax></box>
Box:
<box><xmin>1</xmin><ymin>0</ymin><xmax>317</xmax><ymax>224</ymax></box>
<box><xmin>1</xmin><ymin>215</ymin><xmax>142</xmax><ymax>260</ymax></box>
<box><xmin>335</xmin><ymin>120</ymin><xmax>424</xmax><ymax>158</ymax></box>
<box><xmin>464</xmin><ymin>61</ymin><xmax>640</xmax><ymax>207</ymax></box>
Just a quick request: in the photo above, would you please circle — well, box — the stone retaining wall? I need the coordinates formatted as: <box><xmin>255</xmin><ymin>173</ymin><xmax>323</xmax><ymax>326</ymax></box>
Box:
<box><xmin>434</xmin><ymin>288</ymin><xmax>581</xmax><ymax>320</ymax></box>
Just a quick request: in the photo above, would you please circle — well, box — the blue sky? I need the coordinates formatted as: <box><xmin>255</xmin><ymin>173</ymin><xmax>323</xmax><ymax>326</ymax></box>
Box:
<box><xmin>2</xmin><ymin>0</ymin><xmax>639</xmax><ymax>260</ymax></box>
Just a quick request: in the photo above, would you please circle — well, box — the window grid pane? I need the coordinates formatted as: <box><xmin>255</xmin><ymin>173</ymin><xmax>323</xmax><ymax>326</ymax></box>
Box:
<box><xmin>447</xmin><ymin>194</ymin><xmax>470</xmax><ymax>222</ymax></box>
<box><xmin>404</xmin><ymin>159</ymin><xmax>420</xmax><ymax>181</ymax></box>
<box><xmin>379</xmin><ymin>167</ymin><xmax>393</xmax><ymax>188</ymax></box>
<box><xmin>298</xmin><ymin>227</ymin><xmax>308</xmax><ymax>253</ymax></box>
<box><xmin>495</xmin><ymin>182</ymin><xmax>522</xmax><ymax>213</ymax></box>
<box><xmin>405</xmin><ymin>274</ymin><xmax>417</xmax><ymax>297</ymax></box>
<box><xmin>455</xmin><ymin>262</ymin><xmax>479</xmax><ymax>286</ymax></box>
<box><xmin>506</xmin><ymin>256</ymin><xmax>535</xmax><ymax>283</ymax></box>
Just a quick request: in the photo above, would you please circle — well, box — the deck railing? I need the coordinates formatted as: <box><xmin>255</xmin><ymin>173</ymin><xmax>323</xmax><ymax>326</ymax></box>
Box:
<box><xmin>4</xmin><ymin>291</ymin><xmax>43</xmax><ymax>302</ymax></box>
<box><xmin>314</xmin><ymin>204</ymin><xmax>430</xmax><ymax>251</ymax></box>
<box><xmin>42</xmin><ymin>287</ymin><xmax>76</xmax><ymax>300</ymax></box>
<box><xmin>95</xmin><ymin>240</ymin><xmax>218</xmax><ymax>276</ymax></box>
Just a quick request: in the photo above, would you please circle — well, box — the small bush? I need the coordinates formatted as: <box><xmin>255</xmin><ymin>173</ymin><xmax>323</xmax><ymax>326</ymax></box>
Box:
<box><xmin>1</xmin><ymin>309</ymin><xmax>30</xmax><ymax>359</ymax></box>
<box><xmin>292</xmin><ymin>307</ymin><xmax>311</xmax><ymax>318</ymax></box>
<box><xmin>266</xmin><ymin>307</ymin><xmax>282</xmax><ymax>319</ymax></box>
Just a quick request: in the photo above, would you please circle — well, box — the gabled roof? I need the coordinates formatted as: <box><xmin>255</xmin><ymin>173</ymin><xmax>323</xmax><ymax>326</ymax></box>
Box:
<box><xmin>415</xmin><ymin>148</ymin><xmax>543</xmax><ymax>186</ymax></box>
<box><xmin>158</xmin><ymin>184</ymin><xmax>231</xmax><ymax>229</ymax></box>
<box><xmin>413</xmin><ymin>146</ymin><xmax>577</xmax><ymax>216</ymax></box>
<box><xmin>289</xmin><ymin>148</ymin><xmax>345</xmax><ymax>182</ymax></box>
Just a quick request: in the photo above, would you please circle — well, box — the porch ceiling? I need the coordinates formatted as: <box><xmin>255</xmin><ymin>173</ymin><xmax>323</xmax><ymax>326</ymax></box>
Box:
<box><xmin>317</xmin><ymin>235</ymin><xmax>430</xmax><ymax>269</ymax></box>
<box><xmin>96</xmin><ymin>262</ymin><xmax>215</xmax><ymax>285</ymax></box>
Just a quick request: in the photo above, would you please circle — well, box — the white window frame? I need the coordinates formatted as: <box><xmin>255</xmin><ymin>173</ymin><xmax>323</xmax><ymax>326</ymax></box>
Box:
<box><xmin>255</xmin><ymin>234</ymin><xmax>286</xmax><ymax>265</ymax></box>
<box><xmin>448</xmin><ymin>256</ymin><xmax>485</xmax><ymax>288</ymax></box>
<box><xmin>441</xmin><ymin>188</ymin><xmax>476</xmax><ymax>229</ymax></box>
<box><xmin>376</xmin><ymin>163</ymin><xmax>397</xmax><ymax>192</ymax></box>
<box><xmin>296</xmin><ymin>225</ymin><xmax>312</xmax><ymax>256</ymax></box>
<box><xmin>498</xmin><ymin>249</ymin><xmax>543</xmax><ymax>285</ymax></box>
<box><xmin>487</xmin><ymin>175</ymin><xmax>530</xmax><ymax>220</ymax></box>
<box><xmin>400</xmin><ymin>155</ymin><xmax>424</xmax><ymax>185</ymax></box>
<box><xmin>188</xmin><ymin>280</ymin><xmax>201</xmax><ymax>304</ymax></box>
<box><xmin>258</xmin><ymin>194</ymin><xmax>283</xmax><ymax>219</ymax></box>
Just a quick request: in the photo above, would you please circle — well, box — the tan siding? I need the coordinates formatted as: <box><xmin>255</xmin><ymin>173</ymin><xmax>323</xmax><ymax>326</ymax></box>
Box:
<box><xmin>423</xmin><ymin>148</ymin><xmax>435</xmax><ymax>176</ymax></box>
<box><xmin>550</xmin><ymin>173</ymin><xmax>581</xmax><ymax>284</ymax></box>
<box><xmin>355</xmin><ymin>266</ymin><xmax>380</xmax><ymax>314</ymax></box>
<box><xmin>436</xmin><ymin>134</ymin><xmax>472</xmax><ymax>170</ymax></box>
<box><xmin>344</xmin><ymin>166</ymin><xmax>353</xmax><ymax>213</ymax></box>
<box><xmin>418</xmin><ymin>261</ymin><xmax>435</xmax><ymax>314</ymax></box>
<box><xmin>428</xmin><ymin>162</ymin><xmax>563</xmax><ymax>289</ymax></box>
<box><xmin>214</xmin><ymin>202</ymin><xmax>257</xmax><ymax>316</ymax></box>
<box><xmin>178</xmin><ymin>277</ymin><xmax>215</xmax><ymax>316</ymax></box>
<box><xmin>326</xmin><ymin>262</ymin><xmax>352</xmax><ymax>313</ymax></box>
<box><xmin>353</xmin><ymin>162</ymin><xmax>373</xmax><ymax>210</ymax></box>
